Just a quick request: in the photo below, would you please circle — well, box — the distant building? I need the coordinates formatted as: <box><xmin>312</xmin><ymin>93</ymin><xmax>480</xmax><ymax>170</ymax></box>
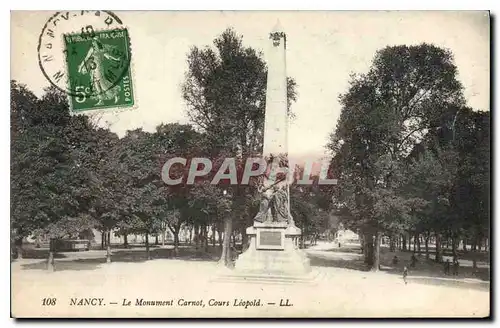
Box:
<box><xmin>334</xmin><ymin>223</ymin><xmax>359</xmax><ymax>243</ymax></box>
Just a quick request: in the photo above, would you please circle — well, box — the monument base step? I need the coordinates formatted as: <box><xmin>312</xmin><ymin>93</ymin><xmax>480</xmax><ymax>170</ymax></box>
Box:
<box><xmin>212</xmin><ymin>269</ymin><xmax>323</xmax><ymax>285</ymax></box>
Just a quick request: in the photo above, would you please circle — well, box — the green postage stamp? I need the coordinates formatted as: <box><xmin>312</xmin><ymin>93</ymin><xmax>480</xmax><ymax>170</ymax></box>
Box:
<box><xmin>64</xmin><ymin>28</ymin><xmax>134</xmax><ymax>112</ymax></box>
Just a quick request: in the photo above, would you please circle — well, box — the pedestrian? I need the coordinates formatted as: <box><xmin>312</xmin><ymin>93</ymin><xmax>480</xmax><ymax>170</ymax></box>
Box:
<box><xmin>453</xmin><ymin>259</ymin><xmax>459</xmax><ymax>276</ymax></box>
<box><xmin>392</xmin><ymin>255</ymin><xmax>399</xmax><ymax>265</ymax></box>
<box><xmin>403</xmin><ymin>266</ymin><xmax>408</xmax><ymax>285</ymax></box>
<box><xmin>444</xmin><ymin>259</ymin><xmax>450</xmax><ymax>275</ymax></box>
<box><xmin>410</xmin><ymin>253</ymin><xmax>417</xmax><ymax>268</ymax></box>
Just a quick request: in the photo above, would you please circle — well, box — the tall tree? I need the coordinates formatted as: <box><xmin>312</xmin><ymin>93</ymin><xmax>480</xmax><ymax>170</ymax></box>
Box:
<box><xmin>328</xmin><ymin>44</ymin><xmax>465</xmax><ymax>270</ymax></box>
<box><xmin>11</xmin><ymin>82</ymin><xmax>82</xmax><ymax>266</ymax></box>
<box><xmin>156</xmin><ymin>123</ymin><xmax>203</xmax><ymax>255</ymax></box>
<box><xmin>448</xmin><ymin>108</ymin><xmax>490</xmax><ymax>265</ymax></box>
<box><xmin>119</xmin><ymin>129</ymin><xmax>164</xmax><ymax>260</ymax></box>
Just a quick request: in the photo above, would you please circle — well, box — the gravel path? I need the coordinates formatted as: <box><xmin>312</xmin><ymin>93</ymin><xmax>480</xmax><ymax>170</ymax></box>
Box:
<box><xmin>11</xmin><ymin>243</ymin><xmax>489</xmax><ymax>318</ymax></box>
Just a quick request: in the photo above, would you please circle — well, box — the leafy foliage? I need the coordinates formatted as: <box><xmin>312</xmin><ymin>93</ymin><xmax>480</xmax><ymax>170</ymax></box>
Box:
<box><xmin>327</xmin><ymin>44</ymin><xmax>488</xmax><ymax>268</ymax></box>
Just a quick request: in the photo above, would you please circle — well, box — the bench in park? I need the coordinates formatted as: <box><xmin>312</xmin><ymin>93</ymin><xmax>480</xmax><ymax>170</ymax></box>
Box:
<box><xmin>54</xmin><ymin>239</ymin><xmax>90</xmax><ymax>252</ymax></box>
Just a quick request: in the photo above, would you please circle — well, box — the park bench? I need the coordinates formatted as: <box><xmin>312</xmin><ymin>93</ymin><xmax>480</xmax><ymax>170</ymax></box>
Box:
<box><xmin>54</xmin><ymin>239</ymin><xmax>90</xmax><ymax>252</ymax></box>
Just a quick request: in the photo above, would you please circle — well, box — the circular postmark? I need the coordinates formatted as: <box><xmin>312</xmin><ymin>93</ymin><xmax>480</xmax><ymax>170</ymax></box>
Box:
<box><xmin>37</xmin><ymin>11</ymin><xmax>131</xmax><ymax>101</ymax></box>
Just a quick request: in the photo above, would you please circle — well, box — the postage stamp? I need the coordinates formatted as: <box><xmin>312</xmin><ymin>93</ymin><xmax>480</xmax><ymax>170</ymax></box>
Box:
<box><xmin>37</xmin><ymin>11</ymin><xmax>135</xmax><ymax>113</ymax></box>
<box><xmin>64</xmin><ymin>29</ymin><xmax>135</xmax><ymax>112</ymax></box>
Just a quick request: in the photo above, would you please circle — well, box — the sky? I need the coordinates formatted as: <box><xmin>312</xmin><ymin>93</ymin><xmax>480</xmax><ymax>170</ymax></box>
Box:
<box><xmin>11</xmin><ymin>11</ymin><xmax>490</xmax><ymax>160</ymax></box>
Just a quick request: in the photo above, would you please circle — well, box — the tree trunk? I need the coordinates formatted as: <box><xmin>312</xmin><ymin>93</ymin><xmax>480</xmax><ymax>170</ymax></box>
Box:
<box><xmin>452</xmin><ymin>234</ymin><xmax>457</xmax><ymax>259</ymax></box>
<box><xmin>232</xmin><ymin>232</ymin><xmax>236</xmax><ymax>248</ymax></box>
<box><xmin>362</xmin><ymin>233</ymin><xmax>368</xmax><ymax>261</ymax></box>
<box><xmin>155</xmin><ymin>235</ymin><xmax>159</xmax><ymax>245</ymax></box>
<box><xmin>101</xmin><ymin>231</ymin><xmax>105</xmax><ymax>250</ymax></box>
<box><xmin>123</xmin><ymin>234</ymin><xmax>128</xmax><ymax>248</ymax></box>
<box><xmin>47</xmin><ymin>238</ymin><xmax>56</xmax><ymax>271</ymax></box>
<box><xmin>413</xmin><ymin>234</ymin><xmax>417</xmax><ymax>253</ymax></box>
<box><xmin>364</xmin><ymin>232</ymin><xmax>374</xmax><ymax>266</ymax></box>
<box><xmin>218</xmin><ymin>228</ymin><xmax>223</xmax><ymax>248</ymax></box>
<box><xmin>145</xmin><ymin>234</ymin><xmax>150</xmax><ymax>260</ymax></box>
<box><xmin>416</xmin><ymin>234</ymin><xmax>421</xmax><ymax>255</ymax></box>
<box><xmin>402</xmin><ymin>234</ymin><xmax>407</xmax><ymax>251</ymax></box>
<box><xmin>198</xmin><ymin>225</ymin><xmax>203</xmax><ymax>249</ymax></box>
<box><xmin>367</xmin><ymin>239</ymin><xmax>374</xmax><ymax>266</ymax></box>
<box><xmin>204</xmin><ymin>225</ymin><xmax>209</xmax><ymax>252</ymax></box>
<box><xmin>189</xmin><ymin>227</ymin><xmax>193</xmax><ymax>245</ymax></box>
<box><xmin>472</xmin><ymin>235</ymin><xmax>479</xmax><ymax>269</ymax></box>
<box><xmin>14</xmin><ymin>237</ymin><xmax>23</xmax><ymax>260</ymax></box>
<box><xmin>435</xmin><ymin>233</ymin><xmax>443</xmax><ymax>263</ymax></box>
<box><xmin>211</xmin><ymin>224</ymin><xmax>216</xmax><ymax>247</ymax></box>
<box><xmin>194</xmin><ymin>224</ymin><xmax>200</xmax><ymax>250</ymax></box>
<box><xmin>219</xmin><ymin>216</ymin><xmax>233</xmax><ymax>267</ymax></box>
<box><xmin>162</xmin><ymin>229</ymin><xmax>166</xmax><ymax>247</ymax></box>
<box><xmin>173</xmin><ymin>229</ymin><xmax>179</xmax><ymax>256</ymax></box>
<box><xmin>424</xmin><ymin>233</ymin><xmax>430</xmax><ymax>259</ymax></box>
<box><xmin>371</xmin><ymin>232</ymin><xmax>381</xmax><ymax>271</ymax></box>
<box><xmin>359</xmin><ymin>233</ymin><xmax>365</xmax><ymax>254</ymax></box>
<box><xmin>462</xmin><ymin>238</ymin><xmax>467</xmax><ymax>252</ymax></box>
<box><xmin>389</xmin><ymin>236</ymin><xmax>396</xmax><ymax>252</ymax></box>
<box><xmin>106</xmin><ymin>231</ymin><xmax>111</xmax><ymax>263</ymax></box>
<box><xmin>242</xmin><ymin>228</ymin><xmax>249</xmax><ymax>251</ymax></box>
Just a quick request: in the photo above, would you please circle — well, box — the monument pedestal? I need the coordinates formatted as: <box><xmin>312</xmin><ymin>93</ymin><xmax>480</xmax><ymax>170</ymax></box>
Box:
<box><xmin>212</xmin><ymin>23</ymin><xmax>316</xmax><ymax>285</ymax></box>
<box><xmin>234</xmin><ymin>222</ymin><xmax>310</xmax><ymax>277</ymax></box>
<box><xmin>213</xmin><ymin>222</ymin><xmax>313</xmax><ymax>284</ymax></box>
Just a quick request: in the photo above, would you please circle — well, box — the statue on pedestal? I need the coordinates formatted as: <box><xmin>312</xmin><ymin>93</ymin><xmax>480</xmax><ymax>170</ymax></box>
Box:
<box><xmin>253</xmin><ymin>155</ymin><xmax>291</xmax><ymax>224</ymax></box>
<box><xmin>230</xmin><ymin>21</ymin><xmax>310</xmax><ymax>278</ymax></box>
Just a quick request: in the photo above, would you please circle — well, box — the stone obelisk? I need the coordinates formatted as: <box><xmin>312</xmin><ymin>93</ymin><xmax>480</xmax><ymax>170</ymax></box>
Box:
<box><xmin>263</xmin><ymin>20</ymin><xmax>288</xmax><ymax>159</ymax></box>
<box><xmin>231</xmin><ymin>21</ymin><xmax>311</xmax><ymax>280</ymax></box>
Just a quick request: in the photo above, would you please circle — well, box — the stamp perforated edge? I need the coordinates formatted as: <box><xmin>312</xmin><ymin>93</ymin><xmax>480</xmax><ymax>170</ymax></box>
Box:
<box><xmin>37</xmin><ymin>11</ymin><xmax>138</xmax><ymax>116</ymax></box>
<box><xmin>64</xmin><ymin>26</ymin><xmax>139</xmax><ymax>116</ymax></box>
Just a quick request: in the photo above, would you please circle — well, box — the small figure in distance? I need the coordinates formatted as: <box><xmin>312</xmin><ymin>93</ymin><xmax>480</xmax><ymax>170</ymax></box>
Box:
<box><xmin>230</xmin><ymin>245</ymin><xmax>239</xmax><ymax>262</ymax></box>
<box><xmin>392</xmin><ymin>255</ymin><xmax>399</xmax><ymax>265</ymax></box>
<box><xmin>410</xmin><ymin>253</ymin><xmax>418</xmax><ymax>268</ymax></box>
<box><xmin>403</xmin><ymin>266</ymin><xmax>408</xmax><ymax>285</ymax></box>
<box><xmin>338</xmin><ymin>242</ymin><xmax>341</xmax><ymax>248</ymax></box>
<box><xmin>453</xmin><ymin>258</ymin><xmax>460</xmax><ymax>276</ymax></box>
<box><xmin>444</xmin><ymin>259</ymin><xmax>451</xmax><ymax>276</ymax></box>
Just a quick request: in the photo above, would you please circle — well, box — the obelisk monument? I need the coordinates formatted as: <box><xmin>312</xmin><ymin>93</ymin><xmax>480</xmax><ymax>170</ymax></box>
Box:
<box><xmin>263</xmin><ymin>20</ymin><xmax>288</xmax><ymax>159</ymax></box>
<box><xmin>232</xmin><ymin>21</ymin><xmax>311</xmax><ymax>279</ymax></box>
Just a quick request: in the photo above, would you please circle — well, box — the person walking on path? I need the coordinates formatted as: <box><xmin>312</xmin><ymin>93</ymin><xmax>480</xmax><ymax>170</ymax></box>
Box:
<box><xmin>403</xmin><ymin>266</ymin><xmax>408</xmax><ymax>285</ymax></box>
<box><xmin>392</xmin><ymin>255</ymin><xmax>399</xmax><ymax>265</ymax></box>
<box><xmin>444</xmin><ymin>259</ymin><xmax>451</xmax><ymax>275</ymax></box>
<box><xmin>453</xmin><ymin>258</ymin><xmax>460</xmax><ymax>276</ymax></box>
<box><xmin>410</xmin><ymin>254</ymin><xmax>418</xmax><ymax>268</ymax></box>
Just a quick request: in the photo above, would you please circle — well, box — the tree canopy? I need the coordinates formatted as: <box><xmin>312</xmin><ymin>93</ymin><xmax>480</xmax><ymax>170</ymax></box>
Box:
<box><xmin>328</xmin><ymin>43</ymin><xmax>489</xmax><ymax>269</ymax></box>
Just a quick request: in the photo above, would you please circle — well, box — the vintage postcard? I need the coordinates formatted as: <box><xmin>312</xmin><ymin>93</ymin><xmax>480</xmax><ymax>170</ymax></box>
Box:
<box><xmin>10</xmin><ymin>10</ymin><xmax>490</xmax><ymax>318</ymax></box>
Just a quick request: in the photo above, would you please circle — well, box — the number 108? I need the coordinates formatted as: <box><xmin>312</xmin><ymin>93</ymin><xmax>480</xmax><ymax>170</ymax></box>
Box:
<box><xmin>42</xmin><ymin>298</ymin><xmax>56</xmax><ymax>306</ymax></box>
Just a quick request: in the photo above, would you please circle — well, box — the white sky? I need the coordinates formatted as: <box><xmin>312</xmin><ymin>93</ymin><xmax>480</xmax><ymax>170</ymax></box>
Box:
<box><xmin>11</xmin><ymin>11</ymin><xmax>490</xmax><ymax>159</ymax></box>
